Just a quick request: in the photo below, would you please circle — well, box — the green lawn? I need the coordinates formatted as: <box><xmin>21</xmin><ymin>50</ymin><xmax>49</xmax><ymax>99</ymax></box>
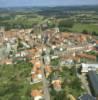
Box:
<box><xmin>71</xmin><ymin>23</ymin><xmax>98</xmax><ymax>33</ymax></box>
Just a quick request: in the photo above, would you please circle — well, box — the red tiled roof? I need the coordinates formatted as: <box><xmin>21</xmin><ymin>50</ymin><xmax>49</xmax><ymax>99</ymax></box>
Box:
<box><xmin>52</xmin><ymin>80</ymin><xmax>62</xmax><ymax>88</ymax></box>
<box><xmin>31</xmin><ymin>90</ymin><xmax>42</xmax><ymax>97</ymax></box>
<box><xmin>96</xmin><ymin>40</ymin><xmax>98</xmax><ymax>44</ymax></box>
<box><xmin>77</xmin><ymin>53</ymin><xmax>96</xmax><ymax>60</ymax></box>
<box><xmin>45</xmin><ymin>66</ymin><xmax>52</xmax><ymax>73</ymax></box>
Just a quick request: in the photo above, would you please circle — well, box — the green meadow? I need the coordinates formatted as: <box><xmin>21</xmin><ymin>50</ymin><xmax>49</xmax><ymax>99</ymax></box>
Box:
<box><xmin>71</xmin><ymin>23</ymin><xmax>98</xmax><ymax>33</ymax></box>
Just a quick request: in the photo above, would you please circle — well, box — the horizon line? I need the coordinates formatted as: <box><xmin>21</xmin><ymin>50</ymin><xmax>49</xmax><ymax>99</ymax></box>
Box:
<box><xmin>0</xmin><ymin>4</ymin><xmax>98</xmax><ymax>8</ymax></box>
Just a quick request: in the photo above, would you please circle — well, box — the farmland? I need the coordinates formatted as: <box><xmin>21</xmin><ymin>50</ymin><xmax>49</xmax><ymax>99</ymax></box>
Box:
<box><xmin>71</xmin><ymin>23</ymin><xmax>98</xmax><ymax>33</ymax></box>
<box><xmin>0</xmin><ymin>6</ymin><xmax>98</xmax><ymax>34</ymax></box>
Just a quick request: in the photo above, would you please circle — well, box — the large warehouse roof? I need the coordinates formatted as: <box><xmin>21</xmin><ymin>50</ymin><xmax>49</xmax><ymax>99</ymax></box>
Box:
<box><xmin>87</xmin><ymin>71</ymin><xmax>98</xmax><ymax>97</ymax></box>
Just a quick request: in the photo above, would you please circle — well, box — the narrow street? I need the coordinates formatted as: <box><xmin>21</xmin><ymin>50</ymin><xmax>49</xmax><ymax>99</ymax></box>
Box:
<box><xmin>41</xmin><ymin>64</ymin><xmax>50</xmax><ymax>100</ymax></box>
<box><xmin>40</xmin><ymin>25</ymin><xmax>50</xmax><ymax>100</ymax></box>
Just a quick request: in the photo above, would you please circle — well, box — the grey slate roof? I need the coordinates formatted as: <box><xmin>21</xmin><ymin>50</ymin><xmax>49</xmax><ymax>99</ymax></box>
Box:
<box><xmin>87</xmin><ymin>71</ymin><xmax>98</xmax><ymax>97</ymax></box>
<box><xmin>78</xmin><ymin>94</ymin><xmax>96</xmax><ymax>100</ymax></box>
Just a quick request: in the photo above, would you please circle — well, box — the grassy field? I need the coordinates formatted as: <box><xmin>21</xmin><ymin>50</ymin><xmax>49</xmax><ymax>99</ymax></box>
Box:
<box><xmin>0</xmin><ymin>13</ymin><xmax>44</xmax><ymax>29</ymax></box>
<box><xmin>71</xmin><ymin>23</ymin><xmax>98</xmax><ymax>33</ymax></box>
<box><xmin>0</xmin><ymin>62</ymin><xmax>32</xmax><ymax>100</ymax></box>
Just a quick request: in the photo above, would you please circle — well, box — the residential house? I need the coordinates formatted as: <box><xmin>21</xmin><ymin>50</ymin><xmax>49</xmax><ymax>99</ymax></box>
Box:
<box><xmin>31</xmin><ymin>89</ymin><xmax>43</xmax><ymax>100</ymax></box>
<box><xmin>76</xmin><ymin>53</ymin><xmax>96</xmax><ymax>62</ymax></box>
<box><xmin>31</xmin><ymin>61</ymin><xmax>42</xmax><ymax>83</ymax></box>
<box><xmin>52</xmin><ymin>79</ymin><xmax>62</xmax><ymax>91</ymax></box>
<box><xmin>45</xmin><ymin>65</ymin><xmax>52</xmax><ymax>77</ymax></box>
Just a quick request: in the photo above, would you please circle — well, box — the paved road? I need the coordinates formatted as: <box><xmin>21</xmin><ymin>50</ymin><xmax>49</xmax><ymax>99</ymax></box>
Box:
<box><xmin>40</xmin><ymin>57</ymin><xmax>50</xmax><ymax>100</ymax></box>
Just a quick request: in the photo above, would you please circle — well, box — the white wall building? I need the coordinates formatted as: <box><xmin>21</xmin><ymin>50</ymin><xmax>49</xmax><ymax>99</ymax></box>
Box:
<box><xmin>81</xmin><ymin>63</ymin><xmax>98</xmax><ymax>73</ymax></box>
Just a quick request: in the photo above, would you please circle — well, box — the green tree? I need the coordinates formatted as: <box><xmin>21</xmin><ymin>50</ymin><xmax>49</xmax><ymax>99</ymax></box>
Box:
<box><xmin>82</xmin><ymin>29</ymin><xmax>88</xmax><ymax>34</ymax></box>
